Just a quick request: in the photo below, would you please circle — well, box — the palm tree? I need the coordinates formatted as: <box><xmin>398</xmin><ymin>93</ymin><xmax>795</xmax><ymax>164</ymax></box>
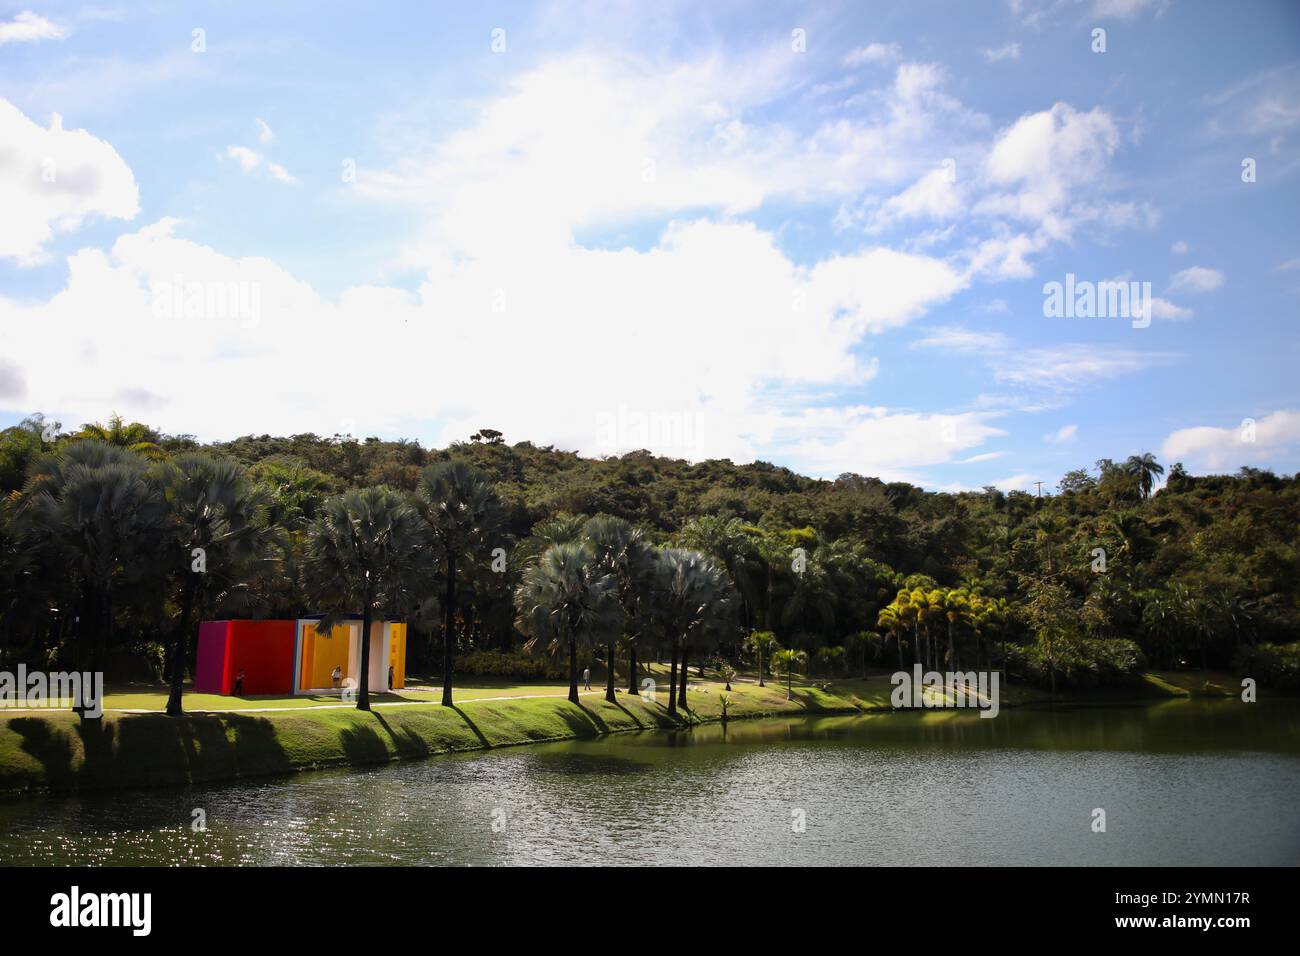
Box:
<box><xmin>657</xmin><ymin>548</ymin><xmax>733</xmax><ymax>713</ymax></box>
<box><xmin>305</xmin><ymin>487</ymin><xmax>427</xmax><ymax>711</ymax></box>
<box><xmin>515</xmin><ymin>541</ymin><xmax>623</xmax><ymax>703</ymax></box>
<box><xmin>677</xmin><ymin>515</ymin><xmax>761</xmax><ymax>634</ymax></box>
<box><xmin>745</xmin><ymin>630</ymin><xmax>779</xmax><ymax>687</ymax></box>
<box><xmin>74</xmin><ymin>415</ymin><xmax>167</xmax><ymax>460</ymax></box>
<box><xmin>581</xmin><ymin>515</ymin><xmax>647</xmax><ymax>703</ymax></box>
<box><xmin>413</xmin><ymin>461</ymin><xmax>504</xmax><ymax>707</ymax></box>
<box><xmin>16</xmin><ymin>441</ymin><xmax>169</xmax><ymax>693</ymax></box>
<box><xmin>1124</xmin><ymin>453</ymin><xmax>1165</xmax><ymax>500</ymax></box>
<box><xmin>876</xmin><ymin>603</ymin><xmax>906</xmax><ymax>668</ymax></box>
<box><xmin>771</xmin><ymin>648</ymin><xmax>809</xmax><ymax>699</ymax></box>
<box><xmin>158</xmin><ymin>454</ymin><xmax>270</xmax><ymax>715</ymax></box>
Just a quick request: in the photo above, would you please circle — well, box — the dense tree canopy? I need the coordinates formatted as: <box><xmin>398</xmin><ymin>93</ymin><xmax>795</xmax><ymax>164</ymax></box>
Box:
<box><xmin>1</xmin><ymin>413</ymin><xmax>1297</xmax><ymax>691</ymax></box>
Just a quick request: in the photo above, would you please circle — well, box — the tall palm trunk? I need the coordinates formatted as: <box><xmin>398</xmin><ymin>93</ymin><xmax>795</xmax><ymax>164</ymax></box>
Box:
<box><xmin>678</xmin><ymin>642</ymin><xmax>689</xmax><ymax>710</ymax></box>
<box><xmin>605</xmin><ymin>640</ymin><xmax>617</xmax><ymax>703</ymax></box>
<box><xmin>913</xmin><ymin>623</ymin><xmax>921</xmax><ymax>666</ymax></box>
<box><xmin>757</xmin><ymin>643</ymin><xmax>765</xmax><ymax>687</ymax></box>
<box><xmin>896</xmin><ymin>631</ymin><xmax>904</xmax><ymax>668</ymax></box>
<box><xmin>667</xmin><ymin>646</ymin><xmax>678</xmax><ymax>716</ymax></box>
<box><xmin>947</xmin><ymin>620</ymin><xmax>955</xmax><ymax>669</ymax></box>
<box><xmin>357</xmin><ymin>596</ymin><xmax>374</xmax><ymax>711</ymax></box>
<box><xmin>75</xmin><ymin>579</ymin><xmax>97</xmax><ymax>718</ymax></box>
<box><xmin>165</xmin><ymin>571</ymin><xmax>197</xmax><ymax>716</ymax></box>
<box><xmin>441</xmin><ymin>554</ymin><xmax>456</xmax><ymax>707</ymax></box>
<box><xmin>567</xmin><ymin>635</ymin><xmax>579</xmax><ymax>704</ymax></box>
<box><xmin>627</xmin><ymin>645</ymin><xmax>638</xmax><ymax>695</ymax></box>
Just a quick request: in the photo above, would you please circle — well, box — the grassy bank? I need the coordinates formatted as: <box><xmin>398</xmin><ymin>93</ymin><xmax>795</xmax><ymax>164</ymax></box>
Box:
<box><xmin>0</xmin><ymin>668</ymin><xmax>1243</xmax><ymax>797</ymax></box>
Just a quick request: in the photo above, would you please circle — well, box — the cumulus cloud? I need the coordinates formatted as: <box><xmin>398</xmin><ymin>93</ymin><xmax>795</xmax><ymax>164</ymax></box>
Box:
<box><xmin>0</xmin><ymin>46</ymin><xmax>1156</xmax><ymax>483</ymax></box>
<box><xmin>1146</xmin><ymin>296</ymin><xmax>1192</xmax><ymax>320</ymax></box>
<box><xmin>0</xmin><ymin>215</ymin><xmax>975</xmax><ymax>478</ymax></box>
<box><xmin>1046</xmin><ymin>423</ymin><xmax>1077</xmax><ymax>442</ymax></box>
<box><xmin>979</xmin><ymin>102</ymin><xmax>1122</xmax><ymax>241</ymax></box>
<box><xmin>0</xmin><ymin>99</ymin><xmax>140</xmax><ymax>263</ymax></box>
<box><xmin>1168</xmin><ymin>265</ymin><xmax>1224</xmax><ymax>293</ymax></box>
<box><xmin>0</xmin><ymin>11</ymin><xmax>64</xmax><ymax>45</ymax></box>
<box><xmin>1161</xmin><ymin>410</ymin><xmax>1300</xmax><ymax>471</ymax></box>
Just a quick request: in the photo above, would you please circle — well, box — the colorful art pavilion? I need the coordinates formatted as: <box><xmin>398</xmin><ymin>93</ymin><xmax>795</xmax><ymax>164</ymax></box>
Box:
<box><xmin>194</xmin><ymin>618</ymin><xmax>407</xmax><ymax>696</ymax></box>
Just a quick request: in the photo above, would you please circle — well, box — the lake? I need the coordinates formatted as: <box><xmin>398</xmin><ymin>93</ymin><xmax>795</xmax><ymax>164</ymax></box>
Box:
<box><xmin>2</xmin><ymin>699</ymin><xmax>1298</xmax><ymax>866</ymax></box>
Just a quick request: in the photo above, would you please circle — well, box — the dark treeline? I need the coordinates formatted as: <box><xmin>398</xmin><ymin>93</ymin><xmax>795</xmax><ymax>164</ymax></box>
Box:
<box><xmin>2</xmin><ymin>413</ymin><xmax>1298</xmax><ymax>707</ymax></box>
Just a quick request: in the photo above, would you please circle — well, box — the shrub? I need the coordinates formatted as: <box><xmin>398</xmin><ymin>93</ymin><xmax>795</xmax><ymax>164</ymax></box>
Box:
<box><xmin>1005</xmin><ymin>637</ymin><xmax>1144</xmax><ymax>688</ymax></box>
<box><xmin>455</xmin><ymin>649</ymin><xmax>567</xmax><ymax>681</ymax></box>
<box><xmin>1234</xmin><ymin>642</ymin><xmax>1300</xmax><ymax>692</ymax></box>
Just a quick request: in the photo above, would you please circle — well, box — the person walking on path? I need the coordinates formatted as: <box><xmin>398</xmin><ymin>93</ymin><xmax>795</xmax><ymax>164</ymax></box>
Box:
<box><xmin>583</xmin><ymin>666</ymin><xmax>591</xmax><ymax>691</ymax></box>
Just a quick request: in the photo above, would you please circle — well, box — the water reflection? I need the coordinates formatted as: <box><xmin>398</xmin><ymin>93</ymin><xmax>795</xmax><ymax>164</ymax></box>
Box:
<box><xmin>1</xmin><ymin>700</ymin><xmax>1297</xmax><ymax>866</ymax></box>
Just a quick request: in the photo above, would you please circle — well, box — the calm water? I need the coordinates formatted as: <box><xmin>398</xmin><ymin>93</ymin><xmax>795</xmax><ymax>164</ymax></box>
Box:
<box><xmin>2</xmin><ymin>700</ymin><xmax>1299</xmax><ymax>866</ymax></box>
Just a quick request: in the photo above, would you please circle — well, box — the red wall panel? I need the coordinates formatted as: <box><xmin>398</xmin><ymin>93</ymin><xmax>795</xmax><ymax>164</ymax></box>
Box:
<box><xmin>226</xmin><ymin>620</ymin><xmax>297</xmax><ymax>696</ymax></box>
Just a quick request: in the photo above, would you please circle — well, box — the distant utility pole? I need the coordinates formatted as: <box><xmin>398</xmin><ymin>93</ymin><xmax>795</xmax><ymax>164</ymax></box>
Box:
<box><xmin>1034</xmin><ymin>481</ymin><xmax>1045</xmax><ymax>498</ymax></box>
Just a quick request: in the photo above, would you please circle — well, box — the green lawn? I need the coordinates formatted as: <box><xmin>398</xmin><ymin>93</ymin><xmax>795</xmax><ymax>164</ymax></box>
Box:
<box><xmin>0</xmin><ymin>670</ymin><xmax>863</xmax><ymax>795</ymax></box>
<box><xmin>0</xmin><ymin>666</ymin><xmax>1234</xmax><ymax>796</ymax></box>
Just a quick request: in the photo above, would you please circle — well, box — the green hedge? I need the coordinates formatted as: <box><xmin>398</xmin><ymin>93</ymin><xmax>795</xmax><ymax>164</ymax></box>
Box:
<box><xmin>455</xmin><ymin>650</ymin><xmax>568</xmax><ymax>681</ymax></box>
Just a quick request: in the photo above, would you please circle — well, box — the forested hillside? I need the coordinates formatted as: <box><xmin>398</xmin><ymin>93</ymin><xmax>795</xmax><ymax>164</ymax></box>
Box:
<box><xmin>2</xmin><ymin>413</ymin><xmax>1297</xmax><ymax>691</ymax></box>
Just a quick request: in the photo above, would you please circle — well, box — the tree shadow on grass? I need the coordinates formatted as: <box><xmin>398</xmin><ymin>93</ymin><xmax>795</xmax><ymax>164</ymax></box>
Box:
<box><xmin>7</xmin><ymin>711</ymin><xmax>293</xmax><ymax>792</ymax></box>
<box><xmin>559</xmin><ymin>702</ymin><xmax>606</xmax><ymax>736</ymax></box>
<box><xmin>368</xmin><ymin>711</ymin><xmax>433</xmax><ymax>758</ymax></box>
<box><xmin>604</xmin><ymin>696</ymin><xmax>666</xmax><ymax>731</ymax></box>
<box><xmin>8</xmin><ymin>716</ymin><xmax>78</xmax><ymax>790</ymax></box>
<box><xmin>449</xmin><ymin>707</ymin><xmax>490</xmax><ymax>747</ymax></box>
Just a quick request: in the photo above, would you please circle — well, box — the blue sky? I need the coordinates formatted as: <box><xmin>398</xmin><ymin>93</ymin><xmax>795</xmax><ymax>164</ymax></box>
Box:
<box><xmin>1</xmin><ymin>0</ymin><xmax>1298</xmax><ymax>490</ymax></box>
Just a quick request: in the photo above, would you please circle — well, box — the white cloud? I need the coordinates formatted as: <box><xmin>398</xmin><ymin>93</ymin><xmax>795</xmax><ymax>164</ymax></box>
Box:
<box><xmin>844</xmin><ymin>42</ymin><xmax>900</xmax><ymax>66</ymax></box>
<box><xmin>1171</xmin><ymin>240</ymin><xmax>1189</xmax><ymax>254</ymax></box>
<box><xmin>992</xmin><ymin>472</ymin><xmax>1038</xmax><ymax>492</ymax></box>
<box><xmin>1149</xmin><ymin>296</ymin><xmax>1192</xmax><ymax>320</ymax></box>
<box><xmin>0</xmin><ymin>47</ymin><xmax>1154</xmax><ymax>483</ymax></box>
<box><xmin>0</xmin><ymin>11</ymin><xmax>64</xmax><ymax>45</ymax></box>
<box><xmin>982</xmin><ymin>43</ymin><xmax>1021</xmax><ymax>63</ymax></box>
<box><xmin>859</xmin><ymin>166</ymin><xmax>964</xmax><ymax>232</ymax></box>
<box><xmin>221</xmin><ymin>145</ymin><xmax>298</xmax><ymax>184</ymax></box>
<box><xmin>1202</xmin><ymin>65</ymin><xmax>1300</xmax><ymax>152</ymax></box>
<box><xmin>1046</xmin><ymin>424</ymin><xmax>1078</xmax><ymax>443</ymax></box>
<box><xmin>915</xmin><ymin>324</ymin><xmax>1176</xmax><ymax>394</ymax></box>
<box><xmin>1091</xmin><ymin>0</ymin><xmax>1167</xmax><ymax>19</ymax></box>
<box><xmin>767</xmin><ymin>406</ymin><xmax>1006</xmax><ymax>482</ymax></box>
<box><xmin>255</xmin><ymin>118</ymin><xmax>275</xmax><ymax>144</ymax></box>
<box><xmin>363</xmin><ymin>53</ymin><xmax>991</xmax><ymax>265</ymax></box>
<box><xmin>0</xmin><ymin>215</ymin><xmax>975</xmax><ymax>477</ymax></box>
<box><xmin>979</xmin><ymin>102</ymin><xmax>1121</xmax><ymax>242</ymax></box>
<box><xmin>0</xmin><ymin>99</ymin><xmax>139</xmax><ymax>264</ymax></box>
<box><xmin>1168</xmin><ymin>265</ymin><xmax>1224</xmax><ymax>294</ymax></box>
<box><xmin>1161</xmin><ymin>410</ymin><xmax>1300</xmax><ymax>471</ymax></box>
